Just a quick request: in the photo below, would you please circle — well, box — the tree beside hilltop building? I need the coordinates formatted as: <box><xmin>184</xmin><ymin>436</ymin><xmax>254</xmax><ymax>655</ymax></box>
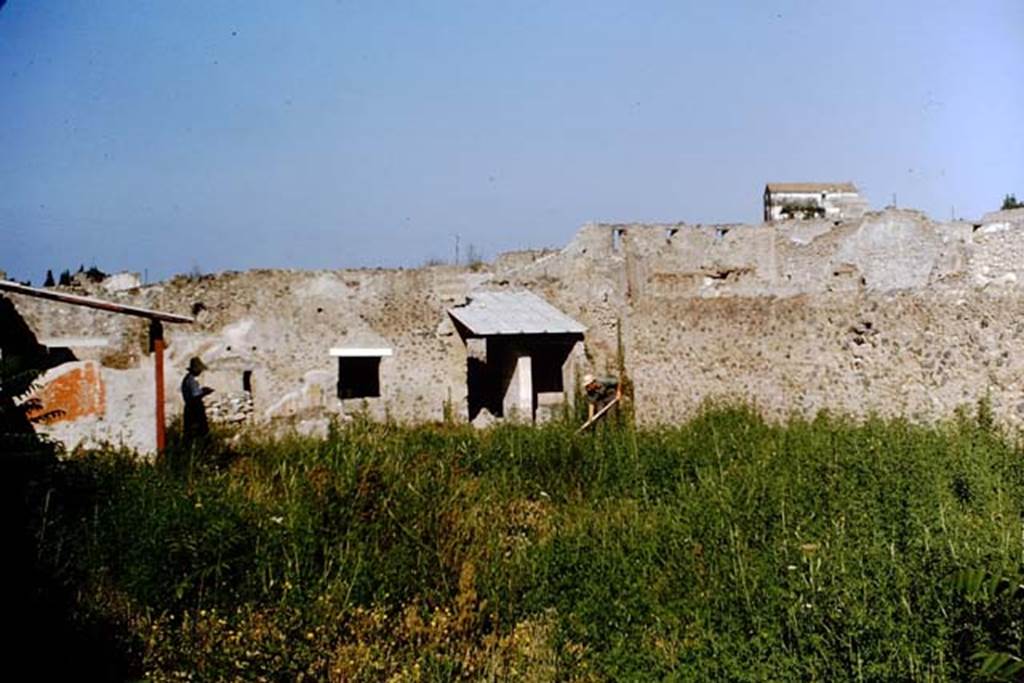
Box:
<box><xmin>1002</xmin><ymin>194</ymin><xmax>1023</xmax><ymax>211</ymax></box>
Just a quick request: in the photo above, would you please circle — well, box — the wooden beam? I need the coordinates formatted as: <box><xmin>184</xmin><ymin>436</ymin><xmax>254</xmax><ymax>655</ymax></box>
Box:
<box><xmin>576</xmin><ymin>396</ymin><xmax>620</xmax><ymax>434</ymax></box>
<box><xmin>0</xmin><ymin>279</ymin><xmax>193</xmax><ymax>323</ymax></box>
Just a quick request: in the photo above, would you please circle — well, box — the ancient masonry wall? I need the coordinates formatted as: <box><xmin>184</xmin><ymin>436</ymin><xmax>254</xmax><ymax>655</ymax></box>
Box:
<box><xmin>9</xmin><ymin>268</ymin><xmax>487</xmax><ymax>451</ymax></box>
<box><xmin>7</xmin><ymin>207</ymin><xmax>1024</xmax><ymax>452</ymax></box>
<box><xmin>503</xmin><ymin>208</ymin><xmax>1024</xmax><ymax>426</ymax></box>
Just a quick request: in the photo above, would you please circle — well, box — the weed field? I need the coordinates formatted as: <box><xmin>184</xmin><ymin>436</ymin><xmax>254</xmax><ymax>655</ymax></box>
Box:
<box><xmin>11</xmin><ymin>405</ymin><xmax>1024</xmax><ymax>680</ymax></box>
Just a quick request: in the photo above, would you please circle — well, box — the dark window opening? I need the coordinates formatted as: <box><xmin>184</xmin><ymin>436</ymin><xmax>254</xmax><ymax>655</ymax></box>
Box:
<box><xmin>612</xmin><ymin>228</ymin><xmax>624</xmax><ymax>252</ymax></box>
<box><xmin>337</xmin><ymin>357</ymin><xmax>381</xmax><ymax>399</ymax></box>
<box><xmin>242</xmin><ymin>370</ymin><xmax>253</xmax><ymax>393</ymax></box>
<box><xmin>781</xmin><ymin>204</ymin><xmax>825</xmax><ymax>220</ymax></box>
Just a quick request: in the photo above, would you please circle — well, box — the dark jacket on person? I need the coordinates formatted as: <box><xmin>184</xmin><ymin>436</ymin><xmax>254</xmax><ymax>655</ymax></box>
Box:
<box><xmin>181</xmin><ymin>371</ymin><xmax>212</xmax><ymax>438</ymax></box>
<box><xmin>585</xmin><ymin>376</ymin><xmax>619</xmax><ymax>406</ymax></box>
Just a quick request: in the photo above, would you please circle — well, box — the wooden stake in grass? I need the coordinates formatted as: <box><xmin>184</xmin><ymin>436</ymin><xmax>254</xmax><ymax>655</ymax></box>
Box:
<box><xmin>576</xmin><ymin>396</ymin><xmax>620</xmax><ymax>434</ymax></box>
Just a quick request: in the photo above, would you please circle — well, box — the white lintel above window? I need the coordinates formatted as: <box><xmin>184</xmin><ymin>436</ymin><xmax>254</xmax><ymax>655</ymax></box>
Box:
<box><xmin>329</xmin><ymin>347</ymin><xmax>393</xmax><ymax>358</ymax></box>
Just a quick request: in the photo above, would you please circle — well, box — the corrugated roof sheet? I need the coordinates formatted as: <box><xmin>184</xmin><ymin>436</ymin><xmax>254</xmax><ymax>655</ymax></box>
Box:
<box><xmin>448</xmin><ymin>290</ymin><xmax>585</xmax><ymax>336</ymax></box>
<box><xmin>0</xmin><ymin>279</ymin><xmax>193</xmax><ymax>323</ymax></box>
<box><xmin>766</xmin><ymin>182</ymin><xmax>858</xmax><ymax>194</ymax></box>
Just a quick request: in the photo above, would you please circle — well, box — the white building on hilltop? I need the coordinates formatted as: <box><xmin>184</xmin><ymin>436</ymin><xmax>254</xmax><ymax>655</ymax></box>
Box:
<box><xmin>764</xmin><ymin>182</ymin><xmax>869</xmax><ymax>222</ymax></box>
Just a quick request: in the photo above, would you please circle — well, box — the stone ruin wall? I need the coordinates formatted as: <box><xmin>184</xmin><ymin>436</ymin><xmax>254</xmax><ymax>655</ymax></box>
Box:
<box><xmin>9</xmin><ymin>267</ymin><xmax>489</xmax><ymax>451</ymax></box>
<box><xmin>503</xmin><ymin>207</ymin><xmax>1024</xmax><ymax>426</ymax></box>
<box><xmin>8</xmin><ymin>206</ymin><xmax>1024</xmax><ymax>452</ymax></box>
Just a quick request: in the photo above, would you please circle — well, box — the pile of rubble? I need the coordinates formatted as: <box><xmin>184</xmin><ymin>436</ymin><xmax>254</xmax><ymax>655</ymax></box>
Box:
<box><xmin>207</xmin><ymin>391</ymin><xmax>254</xmax><ymax>424</ymax></box>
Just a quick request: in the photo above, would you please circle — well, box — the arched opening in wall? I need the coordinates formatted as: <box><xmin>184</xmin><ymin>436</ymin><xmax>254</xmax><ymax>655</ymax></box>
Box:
<box><xmin>612</xmin><ymin>228</ymin><xmax>625</xmax><ymax>253</ymax></box>
<box><xmin>665</xmin><ymin>228</ymin><xmax>678</xmax><ymax>244</ymax></box>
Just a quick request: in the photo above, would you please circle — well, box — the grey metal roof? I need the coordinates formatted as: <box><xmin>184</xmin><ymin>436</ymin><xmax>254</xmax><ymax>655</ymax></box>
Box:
<box><xmin>448</xmin><ymin>290</ymin><xmax>585</xmax><ymax>336</ymax></box>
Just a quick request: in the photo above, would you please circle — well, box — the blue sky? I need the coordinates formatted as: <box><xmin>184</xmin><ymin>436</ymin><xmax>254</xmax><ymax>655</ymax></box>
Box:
<box><xmin>1</xmin><ymin>1</ymin><xmax>1021</xmax><ymax>282</ymax></box>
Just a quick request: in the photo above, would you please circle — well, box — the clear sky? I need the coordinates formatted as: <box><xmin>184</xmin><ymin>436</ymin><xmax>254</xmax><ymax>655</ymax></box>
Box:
<box><xmin>1</xmin><ymin>1</ymin><xmax>1021</xmax><ymax>283</ymax></box>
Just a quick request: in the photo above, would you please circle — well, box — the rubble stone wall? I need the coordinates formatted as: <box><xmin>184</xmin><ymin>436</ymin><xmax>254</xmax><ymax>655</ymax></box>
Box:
<box><xmin>7</xmin><ymin>207</ymin><xmax>1024</xmax><ymax>453</ymax></box>
<box><xmin>503</xmin><ymin>208</ymin><xmax>1024</xmax><ymax>426</ymax></box>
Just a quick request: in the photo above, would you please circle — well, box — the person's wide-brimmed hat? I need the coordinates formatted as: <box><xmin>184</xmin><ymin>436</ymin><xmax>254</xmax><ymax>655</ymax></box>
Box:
<box><xmin>582</xmin><ymin>373</ymin><xmax>595</xmax><ymax>385</ymax></box>
<box><xmin>188</xmin><ymin>357</ymin><xmax>207</xmax><ymax>373</ymax></box>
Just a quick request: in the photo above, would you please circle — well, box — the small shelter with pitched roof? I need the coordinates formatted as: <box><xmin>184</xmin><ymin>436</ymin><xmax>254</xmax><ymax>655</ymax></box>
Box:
<box><xmin>447</xmin><ymin>290</ymin><xmax>585</xmax><ymax>423</ymax></box>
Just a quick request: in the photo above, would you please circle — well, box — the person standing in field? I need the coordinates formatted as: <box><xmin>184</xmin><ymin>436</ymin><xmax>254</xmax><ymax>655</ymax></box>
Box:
<box><xmin>583</xmin><ymin>373</ymin><xmax>621</xmax><ymax>421</ymax></box>
<box><xmin>181</xmin><ymin>357</ymin><xmax>214</xmax><ymax>442</ymax></box>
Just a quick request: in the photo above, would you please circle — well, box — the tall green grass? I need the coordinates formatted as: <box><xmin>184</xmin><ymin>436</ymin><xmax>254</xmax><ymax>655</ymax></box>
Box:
<box><xmin>31</xmin><ymin>405</ymin><xmax>1024</xmax><ymax>680</ymax></box>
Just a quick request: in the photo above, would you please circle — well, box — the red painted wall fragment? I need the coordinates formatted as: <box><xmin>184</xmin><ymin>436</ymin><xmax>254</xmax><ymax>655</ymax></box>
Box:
<box><xmin>27</xmin><ymin>361</ymin><xmax>106</xmax><ymax>423</ymax></box>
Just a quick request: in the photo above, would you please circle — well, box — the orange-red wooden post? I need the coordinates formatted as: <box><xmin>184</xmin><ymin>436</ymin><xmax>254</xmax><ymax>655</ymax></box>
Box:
<box><xmin>151</xmin><ymin>320</ymin><xmax>166</xmax><ymax>457</ymax></box>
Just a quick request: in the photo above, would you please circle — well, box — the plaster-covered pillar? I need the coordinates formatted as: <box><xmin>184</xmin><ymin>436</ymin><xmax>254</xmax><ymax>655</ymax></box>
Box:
<box><xmin>503</xmin><ymin>354</ymin><xmax>533</xmax><ymax>420</ymax></box>
<box><xmin>466</xmin><ymin>337</ymin><xmax>486</xmax><ymax>362</ymax></box>
<box><xmin>562</xmin><ymin>339</ymin><xmax>584</xmax><ymax>408</ymax></box>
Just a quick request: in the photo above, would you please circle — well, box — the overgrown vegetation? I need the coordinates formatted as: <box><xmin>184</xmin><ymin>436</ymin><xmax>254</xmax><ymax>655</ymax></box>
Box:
<box><xmin>44</xmin><ymin>264</ymin><xmax>109</xmax><ymax>287</ymax></box>
<box><xmin>17</xmin><ymin>405</ymin><xmax>1024</xmax><ymax>680</ymax></box>
<box><xmin>0</xmin><ymin>354</ymin><xmax>61</xmax><ymax>454</ymax></box>
<box><xmin>3</xmin><ymin>350</ymin><xmax>142</xmax><ymax>678</ymax></box>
